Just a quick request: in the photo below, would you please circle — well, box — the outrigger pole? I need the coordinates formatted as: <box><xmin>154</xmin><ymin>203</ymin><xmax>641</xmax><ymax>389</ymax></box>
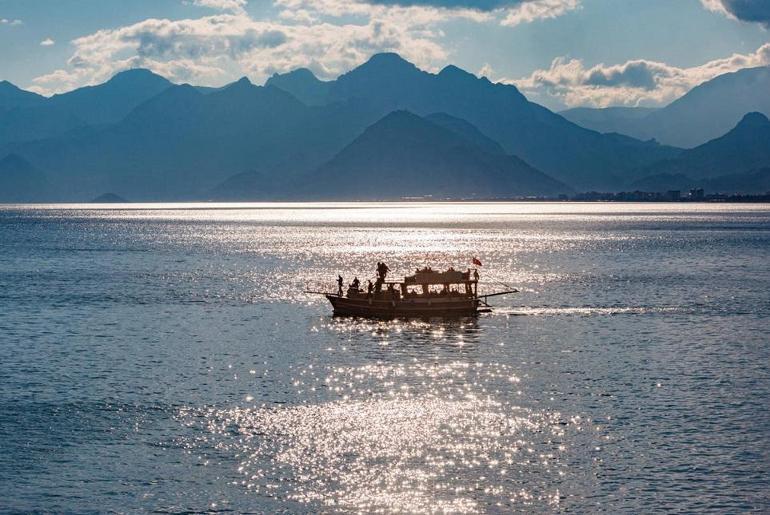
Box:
<box><xmin>479</xmin><ymin>289</ymin><xmax>519</xmax><ymax>306</ymax></box>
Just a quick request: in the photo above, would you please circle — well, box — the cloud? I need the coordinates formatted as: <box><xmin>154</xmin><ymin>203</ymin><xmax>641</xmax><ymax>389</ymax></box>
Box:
<box><xmin>29</xmin><ymin>12</ymin><xmax>449</xmax><ymax>95</ymax></box>
<box><xmin>40</xmin><ymin>38</ymin><xmax>55</xmax><ymax>46</ymax></box>
<box><xmin>499</xmin><ymin>0</ymin><xmax>579</xmax><ymax>26</ymax></box>
<box><xmin>512</xmin><ymin>43</ymin><xmax>770</xmax><ymax>108</ymax></box>
<box><xmin>276</xmin><ymin>0</ymin><xmax>580</xmax><ymax>26</ymax></box>
<box><xmin>189</xmin><ymin>0</ymin><xmax>248</xmax><ymax>14</ymax></box>
<box><xmin>26</xmin><ymin>0</ymin><xmax>581</xmax><ymax>95</ymax></box>
<box><xmin>0</xmin><ymin>18</ymin><xmax>23</xmax><ymax>26</ymax></box>
<box><xmin>701</xmin><ymin>0</ymin><xmax>770</xmax><ymax>27</ymax></box>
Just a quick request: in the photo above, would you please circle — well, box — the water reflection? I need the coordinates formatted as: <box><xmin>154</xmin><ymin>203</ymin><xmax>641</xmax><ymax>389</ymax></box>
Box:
<box><xmin>318</xmin><ymin>316</ymin><xmax>484</xmax><ymax>357</ymax></box>
<box><xmin>180</xmin><ymin>359</ymin><xmax>576</xmax><ymax>513</ymax></box>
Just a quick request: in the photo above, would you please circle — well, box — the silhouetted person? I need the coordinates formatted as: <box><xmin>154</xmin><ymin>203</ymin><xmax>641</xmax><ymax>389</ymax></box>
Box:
<box><xmin>377</xmin><ymin>261</ymin><xmax>390</xmax><ymax>281</ymax></box>
<box><xmin>351</xmin><ymin>277</ymin><xmax>360</xmax><ymax>290</ymax></box>
<box><xmin>473</xmin><ymin>269</ymin><xmax>479</xmax><ymax>282</ymax></box>
<box><xmin>367</xmin><ymin>280</ymin><xmax>374</xmax><ymax>295</ymax></box>
<box><xmin>337</xmin><ymin>275</ymin><xmax>343</xmax><ymax>296</ymax></box>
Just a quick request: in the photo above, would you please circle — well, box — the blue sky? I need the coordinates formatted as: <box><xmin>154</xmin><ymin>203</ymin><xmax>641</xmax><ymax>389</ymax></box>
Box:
<box><xmin>0</xmin><ymin>0</ymin><xmax>768</xmax><ymax>109</ymax></box>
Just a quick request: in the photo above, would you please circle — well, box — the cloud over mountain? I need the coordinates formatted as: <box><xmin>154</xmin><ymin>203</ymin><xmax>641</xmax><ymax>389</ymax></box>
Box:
<box><xmin>28</xmin><ymin>0</ymin><xmax>583</xmax><ymax>95</ymax></box>
<box><xmin>30</xmin><ymin>12</ymin><xmax>449</xmax><ymax>95</ymax></box>
<box><xmin>514</xmin><ymin>43</ymin><xmax>770</xmax><ymax>108</ymax></box>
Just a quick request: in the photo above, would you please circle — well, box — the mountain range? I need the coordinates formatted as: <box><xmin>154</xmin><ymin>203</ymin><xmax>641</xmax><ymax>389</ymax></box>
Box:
<box><xmin>630</xmin><ymin>112</ymin><xmax>770</xmax><ymax>193</ymax></box>
<box><xmin>1</xmin><ymin>54</ymin><xmax>769</xmax><ymax>202</ymax></box>
<box><xmin>561</xmin><ymin>66</ymin><xmax>770</xmax><ymax>148</ymax></box>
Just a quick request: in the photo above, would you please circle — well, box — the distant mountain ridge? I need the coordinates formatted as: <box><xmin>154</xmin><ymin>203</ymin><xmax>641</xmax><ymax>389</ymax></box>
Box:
<box><xmin>1</xmin><ymin>55</ymin><xmax>769</xmax><ymax>201</ymax></box>
<box><xmin>630</xmin><ymin>112</ymin><xmax>770</xmax><ymax>193</ymax></box>
<box><xmin>268</xmin><ymin>53</ymin><xmax>678</xmax><ymax>190</ymax></box>
<box><xmin>300</xmin><ymin>110</ymin><xmax>570</xmax><ymax>199</ymax></box>
<box><xmin>562</xmin><ymin>66</ymin><xmax>770</xmax><ymax>148</ymax></box>
<box><xmin>0</xmin><ymin>69</ymin><xmax>173</xmax><ymax>147</ymax></box>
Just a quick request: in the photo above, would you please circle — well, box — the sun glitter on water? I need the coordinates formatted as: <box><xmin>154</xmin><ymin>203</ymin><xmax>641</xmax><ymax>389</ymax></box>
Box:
<box><xmin>179</xmin><ymin>361</ymin><xmax>578</xmax><ymax>512</ymax></box>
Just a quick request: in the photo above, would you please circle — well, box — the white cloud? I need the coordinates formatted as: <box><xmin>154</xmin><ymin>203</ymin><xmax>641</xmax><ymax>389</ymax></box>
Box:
<box><xmin>0</xmin><ymin>18</ymin><xmax>23</xmax><ymax>26</ymax></box>
<box><xmin>40</xmin><ymin>37</ymin><xmax>55</xmax><ymax>46</ymax></box>
<box><xmin>25</xmin><ymin>0</ymin><xmax>581</xmax><ymax>95</ymax></box>
<box><xmin>274</xmin><ymin>0</ymin><xmax>579</xmax><ymax>26</ymax></box>
<box><xmin>500</xmin><ymin>0</ymin><xmax>580</xmax><ymax>27</ymax></box>
<box><xmin>29</xmin><ymin>12</ymin><xmax>449</xmax><ymax>95</ymax></box>
<box><xmin>189</xmin><ymin>0</ymin><xmax>248</xmax><ymax>15</ymax></box>
<box><xmin>511</xmin><ymin>43</ymin><xmax>770</xmax><ymax>108</ymax></box>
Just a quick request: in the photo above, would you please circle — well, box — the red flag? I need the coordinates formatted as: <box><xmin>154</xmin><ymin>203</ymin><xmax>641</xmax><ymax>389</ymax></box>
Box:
<box><xmin>472</xmin><ymin>257</ymin><xmax>482</xmax><ymax>267</ymax></box>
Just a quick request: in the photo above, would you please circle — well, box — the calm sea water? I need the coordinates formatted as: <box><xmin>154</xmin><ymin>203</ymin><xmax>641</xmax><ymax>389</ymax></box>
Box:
<box><xmin>1</xmin><ymin>202</ymin><xmax>769</xmax><ymax>513</ymax></box>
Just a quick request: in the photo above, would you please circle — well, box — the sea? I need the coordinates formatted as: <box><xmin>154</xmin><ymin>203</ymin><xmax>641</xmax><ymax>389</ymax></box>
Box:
<box><xmin>1</xmin><ymin>202</ymin><xmax>768</xmax><ymax>513</ymax></box>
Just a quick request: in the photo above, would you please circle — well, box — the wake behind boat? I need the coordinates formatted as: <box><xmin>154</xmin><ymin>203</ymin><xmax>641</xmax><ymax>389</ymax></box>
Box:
<box><xmin>308</xmin><ymin>261</ymin><xmax>517</xmax><ymax>318</ymax></box>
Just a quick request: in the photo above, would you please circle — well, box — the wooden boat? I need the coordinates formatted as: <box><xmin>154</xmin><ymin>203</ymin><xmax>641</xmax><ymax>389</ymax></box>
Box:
<box><xmin>308</xmin><ymin>265</ymin><xmax>516</xmax><ymax>318</ymax></box>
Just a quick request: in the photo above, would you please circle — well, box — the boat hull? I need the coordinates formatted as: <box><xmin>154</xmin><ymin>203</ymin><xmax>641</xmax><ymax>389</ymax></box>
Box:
<box><xmin>326</xmin><ymin>294</ymin><xmax>479</xmax><ymax>318</ymax></box>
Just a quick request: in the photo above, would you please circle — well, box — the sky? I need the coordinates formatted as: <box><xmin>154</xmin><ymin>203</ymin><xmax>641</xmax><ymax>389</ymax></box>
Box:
<box><xmin>0</xmin><ymin>0</ymin><xmax>768</xmax><ymax>110</ymax></box>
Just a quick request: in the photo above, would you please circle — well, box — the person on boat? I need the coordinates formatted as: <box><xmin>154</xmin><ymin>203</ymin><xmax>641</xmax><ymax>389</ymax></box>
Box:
<box><xmin>367</xmin><ymin>280</ymin><xmax>374</xmax><ymax>295</ymax></box>
<box><xmin>473</xmin><ymin>269</ymin><xmax>479</xmax><ymax>282</ymax></box>
<box><xmin>376</xmin><ymin>262</ymin><xmax>390</xmax><ymax>281</ymax></box>
<box><xmin>337</xmin><ymin>275</ymin><xmax>343</xmax><ymax>296</ymax></box>
<box><xmin>351</xmin><ymin>277</ymin><xmax>360</xmax><ymax>290</ymax></box>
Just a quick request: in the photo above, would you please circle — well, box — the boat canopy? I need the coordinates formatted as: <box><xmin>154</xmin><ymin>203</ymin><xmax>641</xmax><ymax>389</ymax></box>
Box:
<box><xmin>403</xmin><ymin>269</ymin><xmax>472</xmax><ymax>285</ymax></box>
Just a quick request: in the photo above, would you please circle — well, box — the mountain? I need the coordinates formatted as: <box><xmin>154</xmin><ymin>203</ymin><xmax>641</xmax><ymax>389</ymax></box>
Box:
<box><xmin>297</xmin><ymin>110</ymin><xmax>570</xmax><ymax>199</ymax></box>
<box><xmin>632</xmin><ymin>113</ymin><xmax>770</xmax><ymax>192</ymax></box>
<box><xmin>424</xmin><ymin>112</ymin><xmax>505</xmax><ymax>155</ymax></box>
<box><xmin>0</xmin><ymin>104</ymin><xmax>86</xmax><ymax>145</ymax></box>
<box><xmin>562</xmin><ymin>66</ymin><xmax>770</xmax><ymax>148</ymax></box>
<box><xmin>0</xmin><ymin>69</ymin><xmax>173</xmax><ymax>148</ymax></box>
<box><xmin>7</xmin><ymin>79</ymin><xmax>379</xmax><ymax>200</ymax></box>
<box><xmin>0</xmin><ymin>81</ymin><xmax>46</xmax><ymax>110</ymax></box>
<box><xmin>0</xmin><ymin>153</ymin><xmax>49</xmax><ymax>202</ymax></box>
<box><xmin>266</xmin><ymin>68</ymin><xmax>331</xmax><ymax>106</ymax></box>
<box><xmin>560</xmin><ymin>106</ymin><xmax>659</xmax><ymax>136</ymax></box>
<box><xmin>46</xmin><ymin>68</ymin><xmax>173</xmax><ymax>125</ymax></box>
<box><xmin>268</xmin><ymin>53</ymin><xmax>678</xmax><ymax>190</ymax></box>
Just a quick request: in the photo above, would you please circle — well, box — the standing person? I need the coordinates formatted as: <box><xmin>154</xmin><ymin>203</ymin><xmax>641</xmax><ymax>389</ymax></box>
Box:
<box><xmin>352</xmin><ymin>277</ymin><xmax>360</xmax><ymax>290</ymax></box>
<box><xmin>367</xmin><ymin>280</ymin><xmax>374</xmax><ymax>295</ymax></box>
<box><xmin>337</xmin><ymin>275</ymin><xmax>344</xmax><ymax>296</ymax></box>
<box><xmin>377</xmin><ymin>261</ymin><xmax>390</xmax><ymax>281</ymax></box>
<box><xmin>473</xmin><ymin>269</ymin><xmax>479</xmax><ymax>282</ymax></box>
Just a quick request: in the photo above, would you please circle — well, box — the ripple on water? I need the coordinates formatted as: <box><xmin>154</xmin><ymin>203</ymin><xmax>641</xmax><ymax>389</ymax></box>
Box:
<box><xmin>179</xmin><ymin>361</ymin><xmax>580</xmax><ymax>512</ymax></box>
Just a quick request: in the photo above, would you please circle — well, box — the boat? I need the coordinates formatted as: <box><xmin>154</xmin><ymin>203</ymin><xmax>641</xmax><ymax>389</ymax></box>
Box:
<box><xmin>307</xmin><ymin>264</ymin><xmax>517</xmax><ymax>318</ymax></box>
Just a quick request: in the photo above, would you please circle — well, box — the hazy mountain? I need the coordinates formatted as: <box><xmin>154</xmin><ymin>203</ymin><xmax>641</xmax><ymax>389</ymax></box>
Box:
<box><xmin>269</xmin><ymin>53</ymin><xmax>678</xmax><ymax>190</ymax></box>
<box><xmin>0</xmin><ymin>105</ymin><xmax>86</xmax><ymax>146</ymax></box>
<box><xmin>703</xmin><ymin>168</ymin><xmax>770</xmax><ymax>194</ymax></box>
<box><xmin>8</xmin><ymin>79</ymin><xmax>379</xmax><ymax>200</ymax></box>
<box><xmin>0</xmin><ymin>153</ymin><xmax>49</xmax><ymax>202</ymax></box>
<box><xmin>562</xmin><ymin>66</ymin><xmax>770</xmax><ymax>148</ymax></box>
<box><xmin>656</xmin><ymin>112</ymin><xmax>770</xmax><ymax>178</ymax></box>
<box><xmin>46</xmin><ymin>68</ymin><xmax>173</xmax><ymax>125</ymax></box>
<box><xmin>298</xmin><ymin>110</ymin><xmax>570</xmax><ymax>199</ymax></box>
<box><xmin>424</xmin><ymin>112</ymin><xmax>505</xmax><ymax>155</ymax></box>
<box><xmin>632</xmin><ymin>113</ymin><xmax>770</xmax><ymax>192</ymax></box>
<box><xmin>15</xmin><ymin>55</ymin><xmax>770</xmax><ymax>201</ymax></box>
<box><xmin>266</xmin><ymin>69</ymin><xmax>331</xmax><ymax>106</ymax></box>
<box><xmin>0</xmin><ymin>81</ymin><xmax>46</xmax><ymax>110</ymax></box>
<box><xmin>0</xmin><ymin>69</ymin><xmax>173</xmax><ymax>148</ymax></box>
<box><xmin>559</xmin><ymin>106</ymin><xmax>659</xmax><ymax>136</ymax></box>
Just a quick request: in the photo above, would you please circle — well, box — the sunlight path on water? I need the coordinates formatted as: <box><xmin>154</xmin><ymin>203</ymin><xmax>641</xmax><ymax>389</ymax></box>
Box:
<box><xmin>2</xmin><ymin>202</ymin><xmax>769</xmax><ymax>512</ymax></box>
<box><xmin>180</xmin><ymin>360</ymin><xmax>581</xmax><ymax>512</ymax></box>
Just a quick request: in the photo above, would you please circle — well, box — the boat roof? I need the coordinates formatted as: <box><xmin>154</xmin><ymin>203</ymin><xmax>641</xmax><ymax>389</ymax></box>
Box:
<box><xmin>402</xmin><ymin>269</ymin><xmax>473</xmax><ymax>285</ymax></box>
